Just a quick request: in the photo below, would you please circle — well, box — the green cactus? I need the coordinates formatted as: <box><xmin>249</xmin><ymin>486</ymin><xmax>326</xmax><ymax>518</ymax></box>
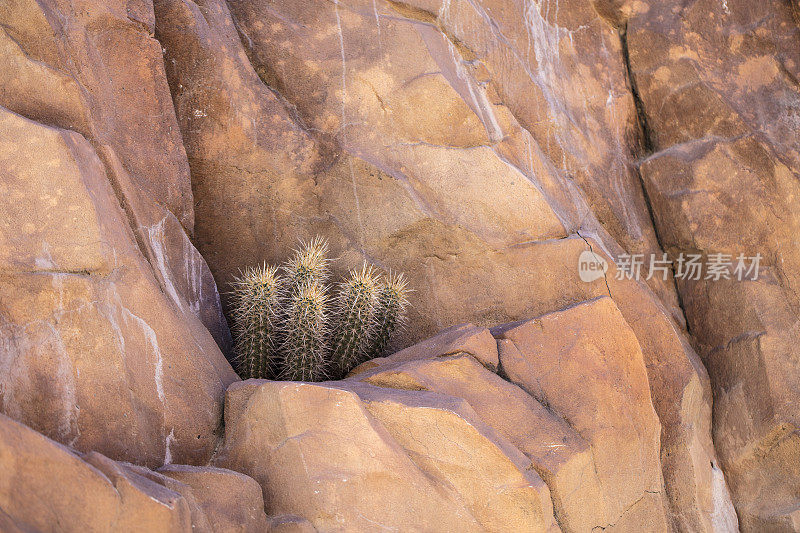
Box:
<box><xmin>229</xmin><ymin>264</ymin><xmax>282</xmax><ymax>379</ymax></box>
<box><xmin>330</xmin><ymin>264</ymin><xmax>380</xmax><ymax>377</ymax></box>
<box><xmin>282</xmin><ymin>236</ymin><xmax>330</xmax><ymax>294</ymax></box>
<box><xmin>229</xmin><ymin>236</ymin><xmax>410</xmax><ymax>382</ymax></box>
<box><xmin>279</xmin><ymin>281</ymin><xmax>330</xmax><ymax>381</ymax></box>
<box><xmin>366</xmin><ymin>272</ymin><xmax>410</xmax><ymax>360</ymax></box>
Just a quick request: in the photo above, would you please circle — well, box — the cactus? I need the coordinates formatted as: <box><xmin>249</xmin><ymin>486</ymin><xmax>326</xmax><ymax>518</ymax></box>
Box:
<box><xmin>229</xmin><ymin>264</ymin><xmax>282</xmax><ymax>379</ymax></box>
<box><xmin>282</xmin><ymin>236</ymin><xmax>330</xmax><ymax>295</ymax></box>
<box><xmin>279</xmin><ymin>281</ymin><xmax>330</xmax><ymax>381</ymax></box>
<box><xmin>330</xmin><ymin>264</ymin><xmax>380</xmax><ymax>377</ymax></box>
<box><xmin>366</xmin><ymin>272</ymin><xmax>410</xmax><ymax>360</ymax></box>
<box><xmin>229</xmin><ymin>236</ymin><xmax>410</xmax><ymax>382</ymax></box>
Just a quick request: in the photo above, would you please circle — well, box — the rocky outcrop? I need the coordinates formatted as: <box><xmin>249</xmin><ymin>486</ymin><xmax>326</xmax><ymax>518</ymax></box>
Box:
<box><xmin>628</xmin><ymin>0</ymin><xmax>800</xmax><ymax>528</ymax></box>
<box><xmin>1</xmin><ymin>0</ymin><xmax>798</xmax><ymax>530</ymax></box>
<box><xmin>152</xmin><ymin>2</ymin><xmax>736</xmax><ymax>526</ymax></box>
<box><xmin>495</xmin><ymin>297</ymin><xmax>668</xmax><ymax>530</ymax></box>
<box><xmin>209</xmin><ymin>297</ymin><xmax>735</xmax><ymax>531</ymax></box>
<box><xmin>359</xmin><ymin>352</ymin><xmax>606</xmax><ymax>531</ymax></box>
<box><xmin>0</xmin><ymin>413</ymin><xmax>267</xmax><ymax>532</ymax></box>
<box><xmin>0</xmin><ymin>0</ymin><xmax>236</xmax><ymax>467</ymax></box>
<box><xmin>215</xmin><ymin>379</ymin><xmax>560</xmax><ymax>532</ymax></box>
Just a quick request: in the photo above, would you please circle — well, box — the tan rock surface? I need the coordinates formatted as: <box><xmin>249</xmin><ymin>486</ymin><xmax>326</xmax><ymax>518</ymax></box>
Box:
<box><xmin>629</xmin><ymin>0</ymin><xmax>800</xmax><ymax>528</ymax></box>
<box><xmin>215</xmin><ymin>379</ymin><xmax>559</xmax><ymax>532</ymax></box>
<box><xmin>2</xmin><ymin>0</ymin><xmax>797</xmax><ymax>529</ymax></box>
<box><xmin>152</xmin><ymin>2</ymin><xmax>731</xmax><ymax>522</ymax></box>
<box><xmin>358</xmin><ymin>353</ymin><xmax>607</xmax><ymax>532</ymax></box>
<box><xmin>349</xmin><ymin>322</ymin><xmax>499</xmax><ymax>375</ymax></box>
<box><xmin>156</xmin><ymin>0</ymin><xmax>683</xmax><ymax>344</ymax></box>
<box><xmin>267</xmin><ymin>515</ymin><xmax>318</xmax><ymax>533</ymax></box>
<box><xmin>0</xmin><ymin>412</ymin><xmax>268</xmax><ymax>532</ymax></box>
<box><xmin>494</xmin><ymin>296</ymin><xmax>669</xmax><ymax>530</ymax></box>
<box><xmin>0</xmin><ymin>107</ymin><xmax>237</xmax><ymax>467</ymax></box>
<box><xmin>158</xmin><ymin>464</ymin><xmax>271</xmax><ymax>532</ymax></box>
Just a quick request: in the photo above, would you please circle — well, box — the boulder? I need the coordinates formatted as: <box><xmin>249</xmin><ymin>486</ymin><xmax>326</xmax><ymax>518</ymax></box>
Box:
<box><xmin>0</xmin><ymin>412</ymin><xmax>267</xmax><ymax>532</ymax></box>
<box><xmin>358</xmin><ymin>353</ymin><xmax>608</xmax><ymax>532</ymax></box>
<box><xmin>494</xmin><ymin>296</ymin><xmax>669</xmax><ymax>531</ymax></box>
<box><xmin>0</xmin><ymin>107</ymin><xmax>237</xmax><ymax>467</ymax></box>
<box><xmin>215</xmin><ymin>379</ymin><xmax>559</xmax><ymax>532</ymax></box>
<box><xmin>349</xmin><ymin>322</ymin><xmax>498</xmax><ymax>375</ymax></box>
<box><xmin>158</xmin><ymin>464</ymin><xmax>270</xmax><ymax>532</ymax></box>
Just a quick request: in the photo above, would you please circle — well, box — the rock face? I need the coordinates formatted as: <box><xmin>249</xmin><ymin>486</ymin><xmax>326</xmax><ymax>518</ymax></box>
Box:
<box><xmin>627</xmin><ymin>0</ymin><xmax>800</xmax><ymax>529</ymax></box>
<box><xmin>359</xmin><ymin>353</ymin><xmax>607</xmax><ymax>532</ymax></box>
<box><xmin>0</xmin><ymin>0</ymin><xmax>238</xmax><ymax>468</ymax></box>
<box><xmin>495</xmin><ymin>297</ymin><xmax>668</xmax><ymax>530</ymax></box>
<box><xmin>216</xmin><ymin>379</ymin><xmax>559</xmax><ymax>532</ymax></box>
<box><xmin>1</xmin><ymin>0</ymin><xmax>798</xmax><ymax>530</ymax></box>
<box><xmin>0</xmin><ymin>412</ymin><xmax>267</xmax><ymax>532</ymax></box>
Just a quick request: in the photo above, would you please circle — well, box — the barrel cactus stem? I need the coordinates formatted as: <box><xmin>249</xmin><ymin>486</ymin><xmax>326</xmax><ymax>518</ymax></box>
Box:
<box><xmin>283</xmin><ymin>237</ymin><xmax>330</xmax><ymax>295</ymax></box>
<box><xmin>229</xmin><ymin>264</ymin><xmax>282</xmax><ymax>379</ymax></box>
<box><xmin>331</xmin><ymin>263</ymin><xmax>380</xmax><ymax>377</ymax></box>
<box><xmin>367</xmin><ymin>272</ymin><xmax>410</xmax><ymax>360</ymax></box>
<box><xmin>280</xmin><ymin>281</ymin><xmax>330</xmax><ymax>381</ymax></box>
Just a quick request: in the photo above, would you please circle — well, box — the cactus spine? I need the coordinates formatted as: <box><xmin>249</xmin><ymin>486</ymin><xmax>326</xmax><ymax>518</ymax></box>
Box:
<box><xmin>279</xmin><ymin>238</ymin><xmax>331</xmax><ymax>381</ymax></box>
<box><xmin>279</xmin><ymin>281</ymin><xmax>330</xmax><ymax>381</ymax></box>
<box><xmin>367</xmin><ymin>272</ymin><xmax>410</xmax><ymax>360</ymax></box>
<box><xmin>331</xmin><ymin>264</ymin><xmax>379</xmax><ymax>378</ymax></box>
<box><xmin>283</xmin><ymin>236</ymin><xmax>330</xmax><ymax>293</ymax></box>
<box><xmin>229</xmin><ymin>264</ymin><xmax>282</xmax><ymax>379</ymax></box>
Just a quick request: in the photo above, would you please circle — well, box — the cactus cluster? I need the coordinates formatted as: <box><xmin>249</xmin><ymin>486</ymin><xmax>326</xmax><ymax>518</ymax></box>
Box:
<box><xmin>228</xmin><ymin>238</ymin><xmax>410</xmax><ymax>381</ymax></box>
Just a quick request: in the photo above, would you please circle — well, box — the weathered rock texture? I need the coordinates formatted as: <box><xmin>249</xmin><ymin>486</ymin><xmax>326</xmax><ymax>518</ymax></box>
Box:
<box><xmin>216</xmin><ymin>379</ymin><xmax>560</xmax><ymax>532</ymax></box>
<box><xmin>0</xmin><ymin>0</ymin><xmax>237</xmax><ymax>467</ymax></box>
<box><xmin>0</xmin><ymin>412</ymin><xmax>268</xmax><ymax>532</ymax></box>
<box><xmin>628</xmin><ymin>1</ymin><xmax>800</xmax><ymax>529</ymax></box>
<box><xmin>1</xmin><ymin>0</ymin><xmax>797</xmax><ymax>530</ymax></box>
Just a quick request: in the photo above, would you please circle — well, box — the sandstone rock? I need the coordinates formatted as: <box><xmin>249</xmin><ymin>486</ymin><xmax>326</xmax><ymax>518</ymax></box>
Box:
<box><xmin>158</xmin><ymin>464</ymin><xmax>270</xmax><ymax>532</ymax></box>
<box><xmin>0</xmin><ymin>0</ymin><xmax>239</xmax><ymax>468</ymax></box>
<box><xmin>0</xmin><ymin>0</ymin><xmax>193</xmax><ymax>231</ymax></box>
<box><xmin>358</xmin><ymin>353</ymin><xmax>607</xmax><ymax>532</ymax></box>
<box><xmin>629</xmin><ymin>0</ymin><xmax>800</xmax><ymax>527</ymax></box>
<box><xmin>215</xmin><ymin>379</ymin><xmax>559</xmax><ymax>532</ymax></box>
<box><xmin>0</xmin><ymin>0</ymin><xmax>233</xmax><ymax>356</ymax></box>
<box><xmin>0</xmin><ymin>412</ymin><xmax>268</xmax><ymax>532</ymax></box>
<box><xmin>0</xmin><ymin>107</ymin><xmax>237</xmax><ymax>467</ymax></box>
<box><xmin>0</xmin><ymin>412</ymin><xmax>189</xmax><ymax>532</ymax></box>
<box><xmin>267</xmin><ymin>515</ymin><xmax>317</xmax><ymax>533</ymax></box>
<box><xmin>157</xmin><ymin>0</ymin><xmax>684</xmax><ymax>348</ymax></box>
<box><xmin>494</xmin><ymin>296</ymin><xmax>669</xmax><ymax>531</ymax></box>
<box><xmin>349</xmin><ymin>322</ymin><xmax>498</xmax><ymax>375</ymax></box>
<box><xmin>0</xmin><ymin>412</ymin><xmax>133</xmax><ymax>532</ymax></box>
<box><xmin>680</xmin><ymin>272</ymin><xmax>800</xmax><ymax>532</ymax></box>
<box><xmin>82</xmin><ymin>452</ymin><xmax>194</xmax><ymax>532</ymax></box>
<box><xmin>2</xmin><ymin>0</ymin><xmax>794</xmax><ymax>529</ymax></box>
<box><xmin>596</xmin><ymin>242</ymin><xmax>739</xmax><ymax>533</ymax></box>
<box><xmin>150</xmin><ymin>3</ymin><xmax>732</xmax><ymax>524</ymax></box>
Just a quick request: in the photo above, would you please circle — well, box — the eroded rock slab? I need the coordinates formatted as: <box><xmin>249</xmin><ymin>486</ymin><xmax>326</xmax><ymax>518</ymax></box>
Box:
<box><xmin>629</xmin><ymin>0</ymin><xmax>800</xmax><ymax>527</ymax></box>
<box><xmin>349</xmin><ymin>322</ymin><xmax>498</xmax><ymax>375</ymax></box>
<box><xmin>215</xmin><ymin>379</ymin><xmax>559</xmax><ymax>532</ymax></box>
<box><xmin>0</xmin><ymin>107</ymin><xmax>237</xmax><ymax>467</ymax></box>
<box><xmin>358</xmin><ymin>353</ymin><xmax>607</xmax><ymax>532</ymax></box>
<box><xmin>0</xmin><ymin>413</ymin><xmax>267</xmax><ymax>532</ymax></box>
<box><xmin>494</xmin><ymin>296</ymin><xmax>669</xmax><ymax>531</ymax></box>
